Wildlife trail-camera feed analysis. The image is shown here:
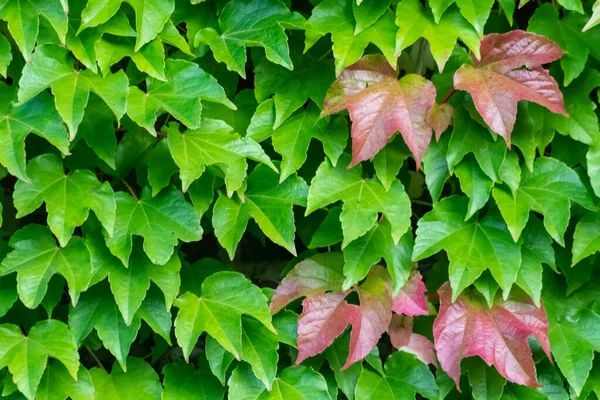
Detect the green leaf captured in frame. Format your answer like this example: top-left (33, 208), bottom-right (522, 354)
top-left (413, 196), bottom-right (521, 299)
top-left (194, 0), bottom-right (298, 78)
top-left (465, 358), bottom-right (507, 400)
top-left (240, 316), bottom-right (279, 390)
top-left (326, 333), bottom-right (363, 400)
top-left (0, 34), bottom-right (11, 77)
top-left (37, 361), bottom-right (94, 400)
top-left (0, 320), bottom-right (79, 400)
top-left (79, 0), bottom-right (174, 51)
top-left (454, 155), bottom-right (494, 220)
top-left (422, 133), bottom-right (450, 203)
top-left (352, 0), bottom-right (391, 34)
top-left (306, 156), bottom-right (411, 247)
top-left (0, 83), bottom-right (69, 181)
top-left (492, 157), bottom-right (595, 244)
top-left (213, 164), bottom-right (307, 258)
top-left (144, 139), bottom-right (178, 196)
top-left (76, 95), bottom-right (118, 169)
top-left (584, 0), bottom-right (600, 31)
top-left (104, 186), bottom-right (201, 266)
top-left (0, 225), bottom-right (92, 308)
top-left (0, 0), bottom-right (67, 62)
top-left (14, 154), bottom-right (115, 247)
top-left (228, 363), bottom-right (332, 400)
top-left (373, 138), bottom-right (411, 191)
top-left (162, 360), bottom-right (225, 400)
top-left (573, 212), bottom-right (600, 266)
top-left (205, 336), bottom-right (235, 385)
top-left (90, 357), bottom-right (162, 399)
top-left (271, 105), bottom-right (348, 182)
top-left (455, 0), bottom-right (494, 36)
top-left (309, 206), bottom-right (344, 248)
top-left (166, 119), bottom-right (275, 193)
top-left (395, 0), bottom-right (480, 72)
top-left (174, 271), bottom-right (275, 361)
top-left (254, 49), bottom-right (335, 129)
top-left (354, 351), bottom-right (438, 399)
top-left (127, 59), bottom-right (234, 135)
top-left (18, 44), bottom-right (128, 140)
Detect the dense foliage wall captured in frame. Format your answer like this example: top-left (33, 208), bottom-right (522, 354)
top-left (0, 0), bottom-right (599, 398)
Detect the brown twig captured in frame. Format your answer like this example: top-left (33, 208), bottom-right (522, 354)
top-left (440, 88), bottom-right (456, 104)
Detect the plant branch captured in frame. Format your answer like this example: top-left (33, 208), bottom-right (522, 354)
top-left (86, 346), bottom-right (105, 370)
top-left (440, 88), bottom-right (455, 104)
top-left (411, 199), bottom-right (433, 207)
top-left (122, 180), bottom-right (138, 200)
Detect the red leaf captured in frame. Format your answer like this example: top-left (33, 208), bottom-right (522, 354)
top-left (453, 30), bottom-right (567, 142)
top-left (433, 283), bottom-right (551, 389)
top-left (392, 270), bottom-right (428, 317)
top-left (344, 267), bottom-right (393, 368)
top-left (428, 103), bottom-right (453, 140)
top-left (322, 55), bottom-right (437, 168)
top-left (296, 292), bottom-right (357, 364)
top-left (270, 253), bottom-right (345, 314)
top-left (389, 315), bottom-right (437, 366)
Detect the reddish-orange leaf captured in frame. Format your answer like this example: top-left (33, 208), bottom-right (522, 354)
top-left (322, 55), bottom-right (437, 168)
top-left (428, 103), bottom-right (454, 140)
top-left (391, 270), bottom-right (428, 317)
top-left (433, 283), bottom-right (551, 389)
top-left (453, 30), bottom-right (567, 143)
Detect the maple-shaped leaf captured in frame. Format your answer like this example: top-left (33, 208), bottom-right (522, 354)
top-left (194, 0), bottom-right (300, 78)
top-left (228, 363), bottom-right (331, 400)
top-left (413, 196), bottom-right (521, 299)
top-left (270, 252), bottom-right (345, 314)
top-left (354, 351), bottom-right (438, 399)
top-left (174, 271), bottom-right (275, 361)
top-left (306, 155), bottom-right (411, 248)
top-left (212, 164), bottom-right (308, 259)
top-left (0, 225), bottom-right (92, 309)
top-left (0, 0), bottom-right (67, 62)
top-left (322, 55), bottom-right (437, 167)
top-left (14, 154), bottom-right (115, 247)
top-left (69, 282), bottom-right (171, 370)
top-left (78, 0), bottom-right (174, 51)
top-left (17, 45), bottom-right (128, 140)
top-left (89, 357), bottom-right (162, 400)
top-left (166, 120), bottom-right (275, 194)
top-left (388, 315), bottom-right (437, 366)
top-left (392, 270), bottom-right (428, 316)
top-left (162, 360), bottom-right (225, 400)
top-left (251, 103), bottom-right (348, 183)
top-left (0, 320), bottom-right (79, 400)
top-left (306, 0), bottom-right (397, 75)
top-left (395, 0), bottom-right (481, 72)
top-left (492, 157), bottom-right (595, 244)
top-left (433, 282), bottom-right (551, 388)
top-left (127, 60), bottom-right (235, 135)
top-left (0, 83), bottom-right (69, 182)
top-left (254, 46), bottom-right (335, 129)
top-left (453, 30), bottom-right (567, 143)
top-left (104, 186), bottom-right (201, 266)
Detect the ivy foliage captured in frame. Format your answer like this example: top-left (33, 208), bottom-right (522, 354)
top-left (0, 0), bottom-right (599, 398)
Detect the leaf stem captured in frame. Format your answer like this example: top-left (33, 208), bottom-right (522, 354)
top-left (411, 199), bottom-right (433, 207)
top-left (86, 346), bottom-right (105, 370)
top-left (440, 88), bottom-right (455, 104)
top-left (123, 180), bottom-right (139, 200)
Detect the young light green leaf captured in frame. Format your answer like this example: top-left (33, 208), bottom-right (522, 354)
top-left (18, 45), bottom-right (128, 140)
top-left (90, 357), bottom-right (162, 399)
top-left (306, 156), bottom-right (411, 247)
top-left (0, 225), bottom-right (92, 308)
top-left (584, 0), bottom-right (600, 31)
top-left (104, 186), bottom-right (201, 266)
top-left (36, 361), bottom-right (94, 400)
top-left (492, 157), bottom-right (595, 244)
top-left (212, 164), bottom-right (307, 258)
top-left (0, 83), bottom-right (69, 181)
top-left (174, 271), bottom-right (275, 361)
top-left (194, 0), bottom-right (299, 78)
top-left (0, 320), bottom-right (79, 400)
top-left (0, 34), bottom-right (11, 77)
top-left (14, 154), bottom-right (115, 247)
top-left (395, 0), bottom-right (480, 72)
top-left (79, 0), bottom-right (174, 51)
top-left (127, 60), bottom-right (234, 135)
top-left (166, 119), bottom-right (275, 193)
top-left (572, 212), bottom-right (600, 266)
top-left (454, 155), bottom-right (493, 219)
top-left (240, 316), bottom-right (279, 390)
top-left (413, 196), bottom-right (521, 299)
top-left (352, 0), bottom-right (391, 34)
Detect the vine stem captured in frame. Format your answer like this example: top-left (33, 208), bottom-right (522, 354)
top-left (440, 88), bottom-right (455, 104)
top-left (86, 346), bottom-right (105, 370)
top-left (411, 199), bottom-right (433, 207)
top-left (123, 180), bottom-right (138, 200)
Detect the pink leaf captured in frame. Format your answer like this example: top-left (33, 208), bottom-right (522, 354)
top-left (322, 55), bottom-right (437, 168)
top-left (428, 103), bottom-right (453, 140)
top-left (453, 30), bottom-right (567, 142)
top-left (433, 283), bottom-right (551, 389)
top-left (296, 291), bottom-right (357, 365)
top-left (389, 315), bottom-right (437, 366)
top-left (392, 270), bottom-right (428, 317)
top-left (344, 267), bottom-right (393, 369)
top-left (270, 253), bottom-right (345, 314)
